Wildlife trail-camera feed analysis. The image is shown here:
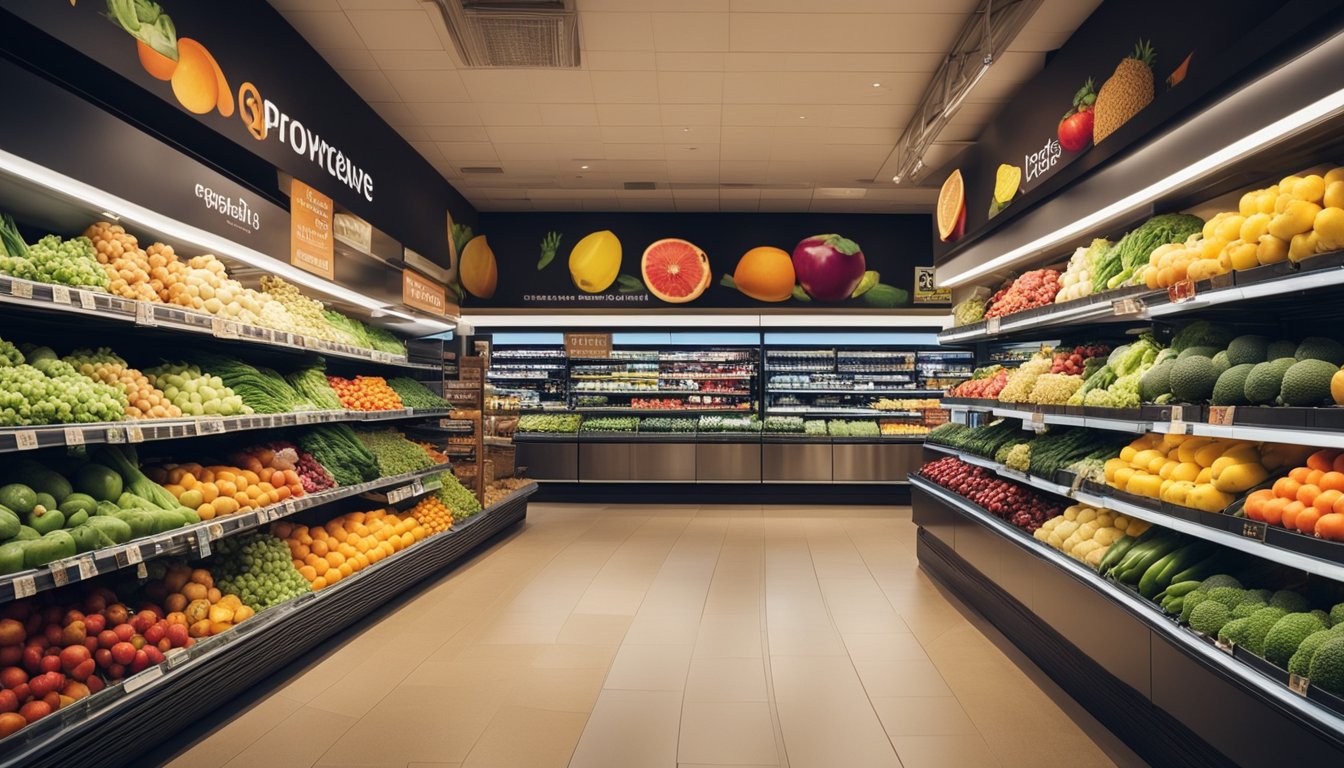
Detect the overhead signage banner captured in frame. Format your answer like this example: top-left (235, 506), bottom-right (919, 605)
top-left (565, 333), bottom-right (612, 359)
top-left (290, 179), bottom-right (334, 280)
top-left (402, 269), bottom-right (448, 317)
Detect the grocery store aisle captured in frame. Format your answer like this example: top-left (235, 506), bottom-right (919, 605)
top-left (166, 503), bottom-right (1132, 768)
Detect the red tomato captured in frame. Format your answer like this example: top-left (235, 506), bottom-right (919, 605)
top-left (1058, 108), bottom-right (1093, 152)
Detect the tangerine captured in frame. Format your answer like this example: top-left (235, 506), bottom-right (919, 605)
top-left (730, 246), bottom-right (795, 302)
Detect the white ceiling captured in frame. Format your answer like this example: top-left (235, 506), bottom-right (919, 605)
top-left (269, 0), bottom-right (1099, 214)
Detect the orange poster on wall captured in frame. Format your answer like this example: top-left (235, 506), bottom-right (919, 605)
top-left (403, 269), bottom-right (448, 317)
top-left (290, 178), bottom-right (334, 279)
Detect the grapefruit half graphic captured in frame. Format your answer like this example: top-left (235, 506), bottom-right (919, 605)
top-left (641, 238), bottom-right (711, 303)
top-left (937, 169), bottom-right (966, 242)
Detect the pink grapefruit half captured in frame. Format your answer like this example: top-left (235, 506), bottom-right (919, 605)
top-left (641, 238), bottom-right (711, 303)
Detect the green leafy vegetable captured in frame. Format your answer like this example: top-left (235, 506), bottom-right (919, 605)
top-left (538, 231), bottom-right (562, 270)
top-left (105, 0), bottom-right (178, 60)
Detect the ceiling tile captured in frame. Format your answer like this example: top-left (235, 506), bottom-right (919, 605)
top-left (590, 71), bottom-right (660, 103)
top-left (673, 188), bottom-right (720, 200)
top-left (391, 125), bottom-right (430, 142)
top-left (368, 101), bottom-right (418, 126)
top-left (721, 104), bottom-right (775, 126)
top-left (279, 11), bottom-right (365, 50)
top-left (580, 12), bottom-right (655, 51)
top-left (344, 9), bottom-right (443, 50)
top-left (491, 143), bottom-right (555, 162)
top-left (541, 104), bottom-right (600, 126)
top-left (938, 101), bottom-right (1003, 142)
top-left (408, 140), bottom-right (443, 164)
top-left (475, 103), bottom-right (543, 126)
top-left (436, 142), bottom-right (500, 166)
top-left (407, 101), bottom-right (481, 126)
top-left (581, 0), bottom-right (729, 10)
top-left (655, 52), bottom-right (726, 71)
top-left (603, 159), bottom-right (670, 176)
top-left (529, 71), bottom-right (595, 104)
top-left (319, 48), bottom-right (380, 70)
top-left (659, 103), bottom-right (722, 125)
top-left (604, 143), bottom-right (665, 160)
top-left (966, 51), bottom-right (1047, 103)
top-left (600, 126), bottom-right (664, 144)
top-left (828, 104), bottom-right (908, 129)
top-left (732, 0), bottom-right (979, 11)
top-left (384, 69), bottom-right (469, 103)
top-left (657, 72), bottom-right (722, 103)
top-left (652, 13), bottom-right (729, 52)
top-left (666, 161), bottom-right (720, 182)
top-left (758, 197), bottom-right (807, 212)
top-left (719, 143), bottom-right (772, 162)
top-left (619, 197), bottom-right (677, 211)
top-left (554, 143), bottom-right (608, 162)
top-left (723, 51), bottom-right (944, 73)
top-left (1009, 0), bottom-right (1102, 51)
top-left (823, 127), bottom-right (901, 145)
top-left (718, 160), bottom-right (769, 182)
top-left (729, 13), bottom-right (962, 54)
top-left (667, 143), bottom-right (718, 161)
top-left (662, 126), bottom-right (721, 143)
top-left (488, 126), bottom-right (602, 144)
top-left (720, 126), bottom-right (770, 144)
top-left (270, 0), bottom-right (341, 10)
top-left (583, 51), bottom-right (658, 71)
top-left (596, 103), bottom-right (662, 126)
top-left (369, 49), bottom-right (457, 70)
top-left (460, 70), bottom-right (533, 103)
top-left (338, 0), bottom-right (420, 8)
top-left (423, 125), bottom-right (491, 143)
top-left (759, 188), bottom-right (814, 200)
top-left (337, 68), bottom-right (401, 103)
top-left (723, 72), bottom-right (925, 105)
top-left (675, 199), bottom-right (721, 212)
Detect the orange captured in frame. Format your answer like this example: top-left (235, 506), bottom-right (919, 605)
top-left (310, 539), bottom-right (329, 558)
top-left (1273, 477), bottom-right (1302, 499)
top-left (1290, 467), bottom-right (1311, 484)
top-left (1307, 469), bottom-right (1326, 487)
top-left (1307, 449), bottom-right (1338, 472)
top-left (730, 247), bottom-right (795, 303)
top-left (1316, 489), bottom-right (1344, 514)
top-left (1243, 489), bottom-right (1273, 521)
top-left (1317, 513), bottom-right (1344, 541)
top-left (1297, 484), bottom-right (1322, 507)
top-left (1297, 507), bottom-right (1324, 535)
top-left (312, 577), bottom-right (327, 590)
top-left (1283, 500), bottom-right (1307, 530)
top-left (338, 562), bottom-right (354, 578)
top-left (1320, 472), bottom-right (1344, 492)
top-left (326, 552), bottom-right (345, 568)
top-left (299, 565), bottom-right (317, 582)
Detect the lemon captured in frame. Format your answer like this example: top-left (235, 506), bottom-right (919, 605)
top-left (993, 164), bottom-right (1021, 204)
top-left (568, 230), bottom-right (622, 293)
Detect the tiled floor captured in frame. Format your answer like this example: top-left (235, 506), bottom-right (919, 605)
top-left (167, 503), bottom-right (1136, 768)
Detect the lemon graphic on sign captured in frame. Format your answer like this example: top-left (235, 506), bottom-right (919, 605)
top-left (989, 163), bottom-right (1021, 219)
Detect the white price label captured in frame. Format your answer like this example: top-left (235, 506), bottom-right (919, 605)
top-left (50, 565), bottom-right (70, 587)
top-left (78, 290), bottom-right (97, 310)
top-left (105, 427), bottom-right (125, 444)
top-left (122, 665), bottom-right (163, 693)
top-left (211, 317), bottom-right (240, 339)
top-left (136, 562), bottom-right (148, 579)
top-left (1289, 674), bottom-right (1310, 696)
top-left (984, 316), bottom-right (1001, 334)
top-left (135, 302), bottom-right (156, 326)
top-left (50, 285), bottom-right (71, 305)
top-left (77, 555), bottom-right (97, 581)
top-left (63, 427), bottom-right (85, 446)
top-left (1112, 297), bottom-right (1140, 316)
top-left (198, 419), bottom-right (225, 435)
top-left (11, 575), bottom-right (36, 599)
top-left (208, 523), bottom-right (224, 539)
top-left (121, 546), bottom-right (143, 565)
top-left (10, 281), bottom-right (32, 299)
top-left (126, 425), bottom-right (145, 443)
top-left (14, 431), bottom-right (38, 451)
top-left (195, 529), bottom-right (212, 557)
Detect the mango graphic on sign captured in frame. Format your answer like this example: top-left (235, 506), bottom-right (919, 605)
top-left (107, 0), bottom-right (233, 117)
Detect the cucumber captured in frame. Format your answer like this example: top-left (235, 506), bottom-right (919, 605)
top-left (1166, 596), bottom-right (1186, 615)
top-left (1153, 543), bottom-right (1216, 593)
top-left (1139, 551), bottom-right (1181, 598)
top-left (1097, 535), bottom-right (1136, 575)
top-left (1120, 538), bottom-right (1184, 585)
top-left (1165, 580), bottom-right (1202, 598)
top-left (1169, 551), bottom-right (1231, 585)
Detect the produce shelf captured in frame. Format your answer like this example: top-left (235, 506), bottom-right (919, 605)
top-left (0, 484), bottom-right (534, 768)
top-left (766, 408), bottom-right (921, 416)
top-left (766, 388), bottom-right (931, 395)
top-left (573, 407), bottom-right (754, 414)
top-left (920, 443), bottom-right (1344, 584)
top-left (0, 463), bottom-right (451, 604)
top-left (0, 275), bottom-right (435, 370)
top-left (936, 286), bottom-right (1156, 345)
top-left (910, 475), bottom-right (1344, 759)
top-left (570, 389), bottom-right (753, 396)
top-left (0, 408), bottom-right (451, 454)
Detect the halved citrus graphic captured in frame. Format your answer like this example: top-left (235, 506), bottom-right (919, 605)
top-left (171, 39), bottom-right (220, 115)
top-left (729, 246), bottom-right (794, 302)
top-left (137, 39), bottom-right (178, 81)
top-left (642, 238), bottom-right (710, 303)
top-left (937, 169), bottom-right (967, 242)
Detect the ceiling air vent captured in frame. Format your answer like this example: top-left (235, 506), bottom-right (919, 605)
top-left (623, 181), bottom-right (657, 191)
top-left (432, 0), bottom-right (579, 68)
top-left (460, 166), bottom-right (505, 174)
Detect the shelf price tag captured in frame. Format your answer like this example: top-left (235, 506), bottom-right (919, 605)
top-left (11, 575), bottom-right (35, 599)
top-left (1238, 519), bottom-right (1268, 541)
top-left (985, 317), bottom-right (1001, 335)
top-left (136, 562), bottom-right (148, 579)
top-left (76, 555), bottom-right (97, 581)
top-left (78, 291), bottom-right (97, 310)
top-left (105, 427), bottom-right (125, 444)
top-left (198, 419), bottom-right (225, 435)
top-left (1112, 297), bottom-right (1140, 316)
top-left (135, 302), bottom-right (156, 326)
top-left (122, 666), bottom-right (163, 693)
top-left (50, 563), bottom-right (70, 587)
top-left (50, 285), bottom-right (71, 305)
top-left (1167, 279), bottom-right (1196, 304)
top-left (118, 546), bottom-right (143, 567)
top-left (211, 317), bottom-right (240, 339)
top-left (63, 427), bottom-right (85, 447)
top-left (13, 431), bottom-right (38, 451)
top-left (1214, 638), bottom-right (1235, 655)
top-left (126, 425), bottom-right (145, 443)
top-left (1168, 405), bottom-right (1188, 436)
top-left (194, 529), bottom-right (212, 558)
top-left (10, 281), bottom-right (32, 299)
top-left (1208, 406), bottom-right (1236, 426)
top-left (1289, 674), bottom-right (1311, 696)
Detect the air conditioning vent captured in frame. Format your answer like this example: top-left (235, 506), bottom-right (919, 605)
top-left (431, 0), bottom-right (579, 68)
top-left (460, 166), bottom-right (505, 174)
top-left (623, 181), bottom-right (657, 191)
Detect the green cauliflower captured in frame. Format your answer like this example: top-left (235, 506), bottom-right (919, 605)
top-left (1171, 320), bottom-right (1235, 353)
top-left (1226, 335), bottom-right (1269, 365)
top-left (1244, 607), bottom-right (1289, 655)
top-left (1289, 630), bottom-right (1336, 677)
top-left (1270, 590), bottom-right (1311, 614)
top-left (1295, 336), bottom-right (1344, 365)
top-left (1190, 600), bottom-right (1232, 636)
top-left (1331, 603), bottom-right (1344, 627)
top-left (1308, 636), bottom-right (1344, 695)
top-left (1207, 587), bottom-right (1247, 609)
top-left (1263, 613), bottom-right (1327, 667)
top-left (1218, 617), bottom-right (1253, 647)
top-left (1232, 599), bottom-right (1269, 619)
top-left (1200, 575), bottom-right (1243, 591)
top-left (1180, 590), bottom-right (1209, 623)
top-left (1266, 339), bottom-right (1298, 361)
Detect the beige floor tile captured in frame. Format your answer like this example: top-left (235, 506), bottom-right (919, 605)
top-left (604, 643), bottom-right (694, 690)
top-left (854, 657), bottom-right (955, 698)
top-left (830, 610), bottom-right (911, 635)
top-left (556, 613), bottom-right (633, 644)
top-left (407, 763), bottom-right (462, 768)
top-left (842, 632), bottom-right (931, 663)
top-left (891, 733), bottom-right (1001, 768)
top-left (166, 692), bottom-right (304, 768)
top-left (574, 586), bottom-right (649, 615)
top-left (569, 689), bottom-right (682, 768)
top-left (678, 701), bottom-right (780, 765)
top-left (320, 685), bottom-right (505, 765)
top-left (684, 656), bottom-right (769, 703)
top-left (477, 612), bottom-right (569, 644)
top-left (766, 625), bottom-right (848, 657)
top-left (693, 612), bottom-right (763, 658)
top-left (771, 656), bottom-right (901, 768)
top-left (871, 695), bottom-right (981, 737)
top-left (532, 643), bottom-right (620, 670)
top-left (461, 705), bottom-right (588, 768)
top-left (504, 666), bottom-right (605, 713)
top-left (624, 612), bottom-right (702, 645)
top-left (224, 705), bottom-right (356, 768)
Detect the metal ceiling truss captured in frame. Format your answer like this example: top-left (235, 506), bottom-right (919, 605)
top-left (889, 0), bottom-right (1043, 185)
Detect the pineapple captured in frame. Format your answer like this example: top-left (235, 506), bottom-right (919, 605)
top-left (1093, 40), bottom-right (1156, 144)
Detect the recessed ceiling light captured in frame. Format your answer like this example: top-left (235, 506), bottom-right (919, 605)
top-left (871, 82), bottom-right (881, 87)
top-left (799, 115), bottom-right (806, 120)
top-left (580, 164), bottom-right (589, 169)
top-left (682, 127), bottom-right (690, 132)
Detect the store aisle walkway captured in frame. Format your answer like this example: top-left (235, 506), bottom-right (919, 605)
top-left (167, 503), bottom-right (1131, 768)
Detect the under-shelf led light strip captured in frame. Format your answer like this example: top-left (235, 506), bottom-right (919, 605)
top-left (939, 85), bottom-right (1344, 287)
top-left (0, 148), bottom-right (454, 332)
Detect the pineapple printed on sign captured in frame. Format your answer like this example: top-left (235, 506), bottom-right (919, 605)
top-left (1094, 40), bottom-right (1156, 144)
